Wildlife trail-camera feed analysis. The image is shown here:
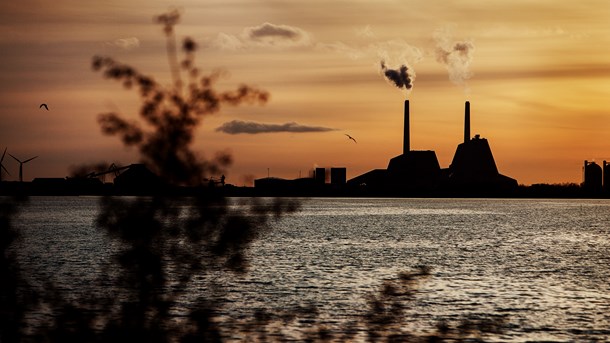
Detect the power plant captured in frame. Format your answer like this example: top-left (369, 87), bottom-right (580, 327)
top-left (348, 100), bottom-right (517, 195)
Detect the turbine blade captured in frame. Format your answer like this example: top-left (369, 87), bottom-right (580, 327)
top-left (0, 148), bottom-right (6, 163)
top-left (8, 153), bottom-right (21, 163)
top-left (1, 164), bottom-right (9, 175)
top-left (23, 156), bottom-right (38, 163)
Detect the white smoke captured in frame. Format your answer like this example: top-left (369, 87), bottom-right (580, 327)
top-left (355, 25), bottom-right (375, 39)
top-left (108, 37), bottom-right (140, 50)
top-left (434, 27), bottom-right (475, 89)
top-left (212, 32), bottom-right (244, 50)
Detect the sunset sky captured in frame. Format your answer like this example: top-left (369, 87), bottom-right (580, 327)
top-left (1, 0), bottom-right (610, 185)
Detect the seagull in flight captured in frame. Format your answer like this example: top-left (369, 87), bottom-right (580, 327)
top-left (345, 134), bottom-right (357, 143)
top-left (39, 103), bottom-right (49, 110)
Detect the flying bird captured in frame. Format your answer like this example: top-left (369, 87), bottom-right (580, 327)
top-left (39, 103), bottom-right (49, 110)
top-left (345, 134), bottom-right (357, 143)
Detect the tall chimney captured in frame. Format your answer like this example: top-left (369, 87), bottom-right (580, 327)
top-left (403, 99), bottom-right (410, 154)
top-left (464, 101), bottom-right (471, 143)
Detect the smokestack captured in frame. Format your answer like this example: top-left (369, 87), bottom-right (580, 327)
top-left (403, 100), bottom-right (410, 154)
top-left (464, 101), bottom-right (470, 143)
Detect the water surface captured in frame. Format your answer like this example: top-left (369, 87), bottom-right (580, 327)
top-left (13, 197), bottom-right (610, 341)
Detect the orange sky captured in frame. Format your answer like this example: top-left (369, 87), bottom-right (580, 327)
top-left (1, 0), bottom-right (610, 185)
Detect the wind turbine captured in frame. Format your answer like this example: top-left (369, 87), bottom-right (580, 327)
top-left (9, 153), bottom-right (37, 182)
top-left (0, 148), bottom-right (10, 182)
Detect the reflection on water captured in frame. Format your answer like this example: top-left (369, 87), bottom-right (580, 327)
top-left (12, 197), bottom-right (610, 341)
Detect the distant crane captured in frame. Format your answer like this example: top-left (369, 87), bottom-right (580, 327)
top-left (86, 163), bottom-right (131, 182)
top-left (9, 153), bottom-right (38, 182)
top-left (0, 147), bottom-right (10, 181)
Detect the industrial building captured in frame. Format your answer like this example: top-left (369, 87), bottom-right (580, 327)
top-left (605, 161), bottom-right (610, 193)
top-left (444, 101), bottom-right (517, 192)
top-left (348, 100), bottom-right (442, 193)
top-left (583, 160), bottom-right (608, 194)
top-left (254, 167), bottom-right (347, 196)
top-left (347, 100), bottom-right (518, 196)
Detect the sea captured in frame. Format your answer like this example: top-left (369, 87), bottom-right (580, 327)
top-left (10, 196), bottom-right (610, 341)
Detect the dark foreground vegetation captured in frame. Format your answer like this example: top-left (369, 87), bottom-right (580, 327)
top-left (2, 11), bottom-right (508, 342)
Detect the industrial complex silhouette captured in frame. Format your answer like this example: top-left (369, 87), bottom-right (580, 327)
top-left (3, 100), bottom-right (610, 197)
top-left (346, 100), bottom-right (517, 195)
top-left (252, 100), bottom-right (610, 197)
top-left (255, 100), bottom-right (518, 196)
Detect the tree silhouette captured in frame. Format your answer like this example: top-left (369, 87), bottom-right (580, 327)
top-left (78, 10), bottom-right (299, 341)
top-left (1, 196), bottom-right (32, 342)
top-left (92, 10), bottom-right (268, 186)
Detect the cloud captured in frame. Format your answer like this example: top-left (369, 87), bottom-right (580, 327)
top-left (209, 22), bottom-right (425, 69)
top-left (245, 22), bottom-right (303, 41)
top-left (107, 37), bottom-right (140, 50)
top-left (216, 120), bottom-right (336, 134)
top-left (212, 22), bottom-right (312, 50)
top-left (212, 32), bottom-right (244, 50)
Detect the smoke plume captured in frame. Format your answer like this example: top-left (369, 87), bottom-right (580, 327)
top-left (216, 120), bottom-right (336, 134)
top-left (434, 28), bottom-right (475, 87)
top-left (380, 60), bottom-right (415, 96)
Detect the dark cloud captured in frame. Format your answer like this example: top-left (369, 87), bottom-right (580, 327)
top-left (216, 120), bottom-right (336, 134)
top-left (213, 23), bottom-right (312, 49)
top-left (242, 22), bottom-right (311, 46)
top-left (246, 22), bottom-right (301, 40)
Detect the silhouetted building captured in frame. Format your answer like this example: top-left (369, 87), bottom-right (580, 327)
top-left (314, 168), bottom-right (326, 184)
top-left (445, 135), bottom-right (517, 191)
top-left (254, 176), bottom-right (322, 196)
top-left (602, 161), bottom-right (610, 193)
top-left (347, 169), bottom-right (387, 190)
top-left (583, 160), bottom-right (602, 193)
top-left (348, 100), bottom-right (442, 194)
top-left (330, 167), bottom-right (346, 186)
top-left (444, 102), bottom-right (517, 192)
top-left (113, 164), bottom-right (165, 195)
top-left (390, 100), bottom-right (442, 190)
top-left (387, 151), bottom-right (442, 190)
top-left (348, 100), bottom-right (517, 196)
top-left (254, 177), bottom-right (289, 189)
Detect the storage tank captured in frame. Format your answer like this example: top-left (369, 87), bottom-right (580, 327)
top-left (583, 160), bottom-right (602, 192)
